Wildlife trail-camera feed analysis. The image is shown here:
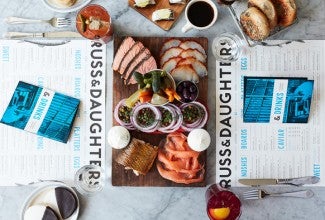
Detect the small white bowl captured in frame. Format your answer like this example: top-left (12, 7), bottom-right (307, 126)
top-left (42, 0), bottom-right (92, 13)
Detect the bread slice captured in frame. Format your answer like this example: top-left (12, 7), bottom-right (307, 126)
top-left (271, 0), bottom-right (297, 27)
top-left (248, 0), bottom-right (278, 30)
top-left (240, 7), bottom-right (271, 41)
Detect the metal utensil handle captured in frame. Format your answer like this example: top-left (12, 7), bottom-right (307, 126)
top-left (270, 190), bottom-right (314, 198)
top-left (3, 32), bottom-right (43, 39)
top-left (5, 16), bottom-right (45, 24)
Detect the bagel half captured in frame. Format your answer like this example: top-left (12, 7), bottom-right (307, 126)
top-left (248, 0), bottom-right (278, 30)
top-left (271, 0), bottom-right (297, 27)
top-left (240, 7), bottom-right (271, 41)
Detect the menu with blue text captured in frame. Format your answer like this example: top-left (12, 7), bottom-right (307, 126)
top-left (0, 40), bottom-right (106, 186)
top-left (216, 40), bottom-right (325, 187)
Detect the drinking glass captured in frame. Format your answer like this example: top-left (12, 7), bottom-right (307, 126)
top-left (212, 32), bottom-right (243, 63)
top-left (76, 4), bottom-right (113, 44)
top-left (74, 164), bottom-right (105, 196)
top-left (205, 184), bottom-right (241, 220)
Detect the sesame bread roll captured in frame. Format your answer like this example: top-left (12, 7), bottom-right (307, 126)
top-left (271, 0), bottom-right (297, 27)
top-left (248, 0), bottom-right (278, 30)
top-left (240, 7), bottom-right (271, 41)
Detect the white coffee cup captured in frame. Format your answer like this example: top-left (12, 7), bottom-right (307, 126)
top-left (182, 0), bottom-right (218, 33)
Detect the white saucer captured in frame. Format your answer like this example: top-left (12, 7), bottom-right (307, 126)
top-left (21, 182), bottom-right (79, 220)
top-left (42, 0), bottom-right (92, 13)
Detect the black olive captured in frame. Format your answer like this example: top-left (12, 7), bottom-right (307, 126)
top-left (183, 81), bottom-right (191, 88)
top-left (183, 89), bottom-right (191, 99)
top-left (190, 93), bottom-right (197, 101)
top-left (177, 84), bottom-right (183, 93)
top-left (189, 85), bottom-right (197, 93)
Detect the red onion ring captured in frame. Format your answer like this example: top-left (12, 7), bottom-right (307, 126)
top-left (114, 99), bottom-right (135, 130)
top-left (157, 105), bottom-right (177, 132)
top-left (180, 103), bottom-right (203, 128)
top-left (131, 103), bottom-right (161, 133)
top-left (160, 103), bottom-right (183, 133)
top-left (180, 101), bottom-right (208, 131)
top-left (192, 101), bottom-right (208, 128)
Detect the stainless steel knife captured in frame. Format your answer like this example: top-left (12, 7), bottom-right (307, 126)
top-left (3, 31), bottom-right (82, 39)
top-left (238, 176), bottom-right (320, 186)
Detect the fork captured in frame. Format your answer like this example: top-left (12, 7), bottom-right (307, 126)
top-left (242, 189), bottom-right (314, 200)
top-left (4, 16), bottom-right (71, 28)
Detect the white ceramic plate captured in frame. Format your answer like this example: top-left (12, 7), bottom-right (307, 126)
top-left (21, 182), bottom-right (79, 220)
top-left (42, 0), bottom-right (92, 13)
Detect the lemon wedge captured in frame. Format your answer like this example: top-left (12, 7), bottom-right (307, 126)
top-left (209, 207), bottom-right (230, 220)
top-left (151, 93), bottom-right (168, 105)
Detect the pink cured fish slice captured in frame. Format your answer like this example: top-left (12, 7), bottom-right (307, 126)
top-left (157, 162), bottom-right (205, 184)
top-left (119, 41), bottom-right (144, 75)
top-left (160, 39), bottom-right (182, 56)
top-left (123, 48), bottom-right (151, 84)
top-left (128, 56), bottom-right (157, 84)
top-left (179, 40), bottom-right (207, 58)
top-left (112, 37), bottom-right (136, 71)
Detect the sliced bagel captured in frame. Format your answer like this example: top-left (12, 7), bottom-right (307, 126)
top-left (271, 0), bottom-right (297, 27)
top-left (240, 7), bottom-right (271, 41)
top-left (248, 0), bottom-right (278, 30)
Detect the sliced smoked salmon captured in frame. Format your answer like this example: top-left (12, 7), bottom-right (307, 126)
top-left (156, 132), bottom-right (205, 184)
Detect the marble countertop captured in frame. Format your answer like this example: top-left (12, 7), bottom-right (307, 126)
top-left (0, 0), bottom-right (325, 219)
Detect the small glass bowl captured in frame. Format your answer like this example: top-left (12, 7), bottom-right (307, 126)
top-left (176, 80), bottom-right (199, 103)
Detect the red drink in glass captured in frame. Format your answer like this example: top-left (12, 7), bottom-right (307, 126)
top-left (205, 184), bottom-right (241, 220)
top-left (76, 4), bottom-right (113, 44)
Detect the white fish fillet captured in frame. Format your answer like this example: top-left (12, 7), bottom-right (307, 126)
top-left (160, 47), bottom-right (184, 67)
top-left (179, 49), bottom-right (206, 63)
top-left (179, 40), bottom-right (207, 58)
top-left (177, 57), bottom-right (208, 77)
top-left (162, 57), bottom-right (182, 74)
top-left (171, 64), bottom-right (199, 83)
top-left (160, 39), bottom-right (181, 56)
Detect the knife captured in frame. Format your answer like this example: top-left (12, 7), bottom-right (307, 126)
top-left (239, 176), bottom-right (320, 186)
top-left (3, 31), bottom-right (82, 39)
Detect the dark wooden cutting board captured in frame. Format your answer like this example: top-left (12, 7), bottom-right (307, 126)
top-left (112, 36), bottom-right (208, 187)
top-left (128, 0), bottom-right (188, 31)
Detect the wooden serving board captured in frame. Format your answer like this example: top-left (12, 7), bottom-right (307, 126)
top-left (112, 36), bottom-right (208, 187)
top-left (128, 0), bottom-right (188, 31)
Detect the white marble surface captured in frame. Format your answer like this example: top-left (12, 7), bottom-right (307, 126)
top-left (0, 0), bottom-right (325, 219)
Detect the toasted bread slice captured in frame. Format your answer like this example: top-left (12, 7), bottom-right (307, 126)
top-left (248, 0), bottom-right (278, 30)
top-left (271, 0), bottom-right (297, 27)
top-left (240, 7), bottom-right (271, 41)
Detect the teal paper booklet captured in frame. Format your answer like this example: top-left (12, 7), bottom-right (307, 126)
top-left (1, 81), bottom-right (80, 143)
top-left (243, 77), bottom-right (314, 123)
top-left (0, 40), bottom-right (106, 186)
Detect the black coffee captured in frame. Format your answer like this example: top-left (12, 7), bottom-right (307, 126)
top-left (188, 1), bottom-right (214, 27)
